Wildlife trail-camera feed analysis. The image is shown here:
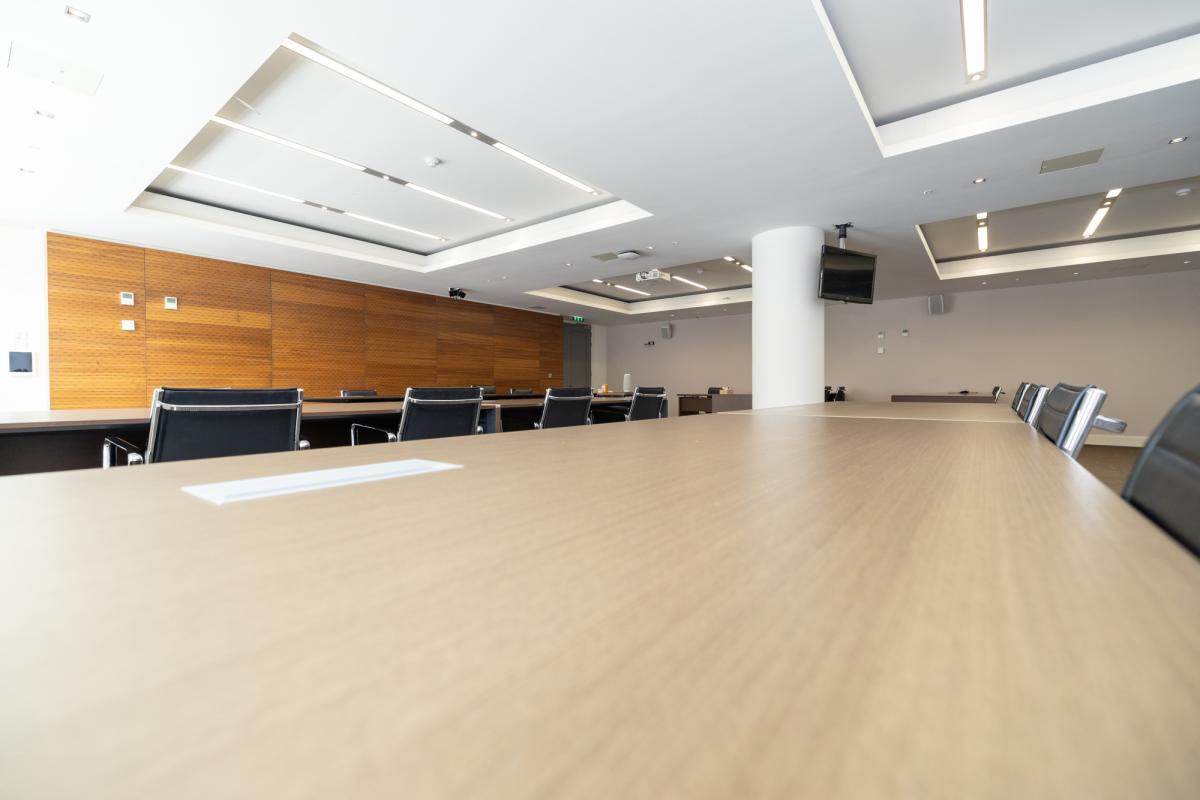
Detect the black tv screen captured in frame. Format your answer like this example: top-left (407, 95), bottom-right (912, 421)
top-left (818, 245), bottom-right (876, 304)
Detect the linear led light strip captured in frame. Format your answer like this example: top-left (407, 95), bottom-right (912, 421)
top-left (281, 37), bottom-right (599, 195)
top-left (614, 283), bottom-right (650, 296)
top-left (960, 0), bottom-right (987, 81)
top-left (976, 211), bottom-right (988, 252)
top-left (1083, 188), bottom-right (1121, 238)
top-left (164, 164), bottom-right (447, 241)
top-left (672, 275), bottom-right (708, 290)
top-left (723, 255), bottom-right (753, 273)
top-left (208, 116), bottom-right (511, 222)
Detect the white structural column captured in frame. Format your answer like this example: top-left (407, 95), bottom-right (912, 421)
top-left (752, 226), bottom-right (825, 409)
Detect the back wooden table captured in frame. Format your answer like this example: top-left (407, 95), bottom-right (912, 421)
top-left (1, 408), bottom-right (1197, 798)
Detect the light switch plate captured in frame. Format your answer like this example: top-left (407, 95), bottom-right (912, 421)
top-left (121, 319), bottom-right (136, 332)
top-left (164, 296), bottom-right (178, 310)
top-left (119, 291), bottom-right (135, 306)
top-left (876, 346), bottom-right (885, 355)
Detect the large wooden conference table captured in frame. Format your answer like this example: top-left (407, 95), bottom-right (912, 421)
top-left (2, 403), bottom-right (1197, 798)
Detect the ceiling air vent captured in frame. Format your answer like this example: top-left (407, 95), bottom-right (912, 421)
top-left (1039, 148), bottom-right (1104, 174)
top-left (616, 250), bottom-right (642, 260)
top-left (591, 252), bottom-right (619, 261)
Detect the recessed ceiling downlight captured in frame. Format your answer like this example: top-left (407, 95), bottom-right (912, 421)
top-left (972, 177), bottom-right (987, 184)
top-left (1169, 136), bottom-right (1189, 144)
top-left (164, 164), bottom-right (447, 242)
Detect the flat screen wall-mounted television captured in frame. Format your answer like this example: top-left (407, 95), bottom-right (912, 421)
top-left (818, 245), bottom-right (876, 304)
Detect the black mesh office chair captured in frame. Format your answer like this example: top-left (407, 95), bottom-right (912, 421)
top-left (102, 387), bottom-right (306, 467)
top-left (627, 386), bottom-right (667, 421)
top-left (1122, 385), bottom-right (1200, 557)
top-left (1035, 382), bottom-right (1124, 459)
top-left (351, 387), bottom-right (483, 445)
top-left (1011, 382), bottom-right (1031, 414)
top-left (535, 387), bottom-right (593, 429)
top-left (1017, 384), bottom-right (1048, 423)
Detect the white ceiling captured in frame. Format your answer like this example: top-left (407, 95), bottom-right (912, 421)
top-left (822, 0), bottom-right (1200, 124)
top-left (1, 0), bottom-right (1198, 326)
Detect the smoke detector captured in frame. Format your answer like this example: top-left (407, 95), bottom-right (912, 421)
top-left (616, 250), bottom-right (642, 261)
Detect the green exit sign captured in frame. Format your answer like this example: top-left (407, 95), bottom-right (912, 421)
top-left (569, 315), bottom-right (585, 323)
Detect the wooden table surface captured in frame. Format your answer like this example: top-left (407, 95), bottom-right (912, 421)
top-left (743, 400), bottom-right (1020, 423)
top-left (2, 408), bottom-right (1197, 798)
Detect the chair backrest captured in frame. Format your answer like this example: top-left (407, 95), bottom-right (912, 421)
top-left (339, 388), bottom-right (377, 397)
top-left (1011, 382), bottom-right (1030, 413)
top-left (538, 387), bottom-right (593, 429)
top-left (628, 386), bottom-right (666, 421)
top-left (1036, 382), bottom-right (1107, 459)
top-left (146, 387), bottom-right (303, 464)
top-left (1122, 385), bottom-right (1200, 556)
top-left (470, 385), bottom-right (497, 395)
top-left (1017, 384), bottom-right (1047, 423)
top-left (398, 387), bottom-right (483, 442)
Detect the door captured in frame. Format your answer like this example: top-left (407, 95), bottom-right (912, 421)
top-left (562, 323), bottom-right (591, 387)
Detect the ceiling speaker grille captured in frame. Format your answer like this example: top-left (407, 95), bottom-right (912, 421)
top-left (1039, 148), bottom-right (1104, 174)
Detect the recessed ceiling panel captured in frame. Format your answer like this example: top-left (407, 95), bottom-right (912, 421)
top-left (923, 174), bottom-right (1200, 261)
top-left (822, 0), bottom-right (1200, 124)
top-left (146, 38), bottom-right (617, 255)
top-left (563, 258), bottom-right (751, 301)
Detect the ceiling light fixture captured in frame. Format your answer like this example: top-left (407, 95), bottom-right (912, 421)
top-left (972, 177), bottom-right (987, 184)
top-left (976, 211), bottom-right (987, 220)
top-left (741, 264), bottom-right (753, 273)
top-left (491, 142), bottom-right (597, 194)
top-left (281, 38), bottom-right (453, 124)
top-left (64, 5), bottom-right (91, 22)
top-left (282, 37), bottom-right (597, 196)
top-left (977, 220), bottom-right (988, 252)
top-left (1169, 136), bottom-right (1189, 144)
top-left (722, 255), bottom-right (736, 262)
top-left (1082, 188), bottom-right (1122, 238)
top-left (960, 0), bottom-right (987, 81)
top-left (164, 164), bottom-right (446, 242)
top-left (614, 284), bottom-right (650, 296)
top-left (209, 116), bottom-right (511, 222)
top-left (592, 279), bottom-right (603, 283)
top-left (672, 276), bottom-right (708, 290)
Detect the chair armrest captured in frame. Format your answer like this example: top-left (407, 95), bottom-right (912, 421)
top-left (350, 423), bottom-right (396, 446)
top-left (1093, 415), bottom-right (1128, 433)
top-left (102, 436), bottom-right (144, 468)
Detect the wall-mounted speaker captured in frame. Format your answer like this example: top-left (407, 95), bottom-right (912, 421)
top-left (927, 294), bottom-right (945, 315)
top-left (660, 322), bottom-right (673, 339)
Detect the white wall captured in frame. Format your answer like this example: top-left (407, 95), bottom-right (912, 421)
top-left (0, 224), bottom-right (49, 411)
top-left (605, 314), bottom-right (752, 416)
top-left (825, 270), bottom-right (1200, 440)
top-left (590, 323), bottom-right (607, 388)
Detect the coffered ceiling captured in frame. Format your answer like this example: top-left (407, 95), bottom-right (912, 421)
top-left (0, 0), bottom-right (1197, 325)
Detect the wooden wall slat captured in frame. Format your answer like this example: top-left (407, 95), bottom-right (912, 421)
top-left (47, 234), bottom-right (148, 408)
top-left (145, 250), bottom-right (273, 399)
top-left (271, 272), bottom-right (366, 398)
top-left (47, 236), bottom-right (564, 407)
top-left (435, 297), bottom-right (495, 388)
top-left (365, 288), bottom-right (438, 393)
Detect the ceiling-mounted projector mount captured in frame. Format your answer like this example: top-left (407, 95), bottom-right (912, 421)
top-left (833, 222), bottom-right (853, 248)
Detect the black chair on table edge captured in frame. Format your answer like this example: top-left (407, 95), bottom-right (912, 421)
top-left (627, 386), bottom-right (667, 421)
top-left (351, 387), bottom-right (483, 445)
top-left (535, 387), bottom-right (593, 429)
top-left (1122, 385), bottom-right (1200, 558)
top-left (102, 387), bottom-right (307, 467)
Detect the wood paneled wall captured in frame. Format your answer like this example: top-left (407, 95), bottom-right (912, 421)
top-left (47, 234), bottom-right (564, 408)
